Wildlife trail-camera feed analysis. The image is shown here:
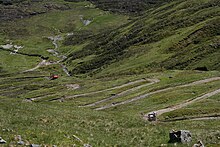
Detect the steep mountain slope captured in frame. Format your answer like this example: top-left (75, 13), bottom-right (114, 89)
top-left (0, 0), bottom-right (220, 146)
top-left (62, 0), bottom-right (220, 76)
top-left (0, 0), bottom-right (128, 73)
top-left (0, 0), bottom-right (71, 21)
top-left (65, 0), bottom-right (173, 15)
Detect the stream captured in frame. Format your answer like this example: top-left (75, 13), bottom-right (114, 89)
top-left (1, 36), bottom-right (71, 76)
top-left (47, 35), bottom-right (71, 76)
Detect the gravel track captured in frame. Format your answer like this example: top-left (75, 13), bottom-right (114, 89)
top-left (56, 79), bottom-right (149, 101)
top-left (96, 77), bottom-right (220, 110)
top-left (81, 78), bottom-right (159, 107)
top-left (145, 88), bottom-right (220, 118)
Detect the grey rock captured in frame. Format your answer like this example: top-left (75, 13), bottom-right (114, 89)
top-left (193, 140), bottom-right (205, 147)
top-left (18, 140), bottom-right (25, 145)
top-left (0, 137), bottom-right (6, 144)
top-left (84, 144), bottom-right (92, 147)
top-left (30, 144), bottom-right (41, 147)
top-left (180, 130), bottom-right (192, 143)
top-left (16, 135), bottom-right (25, 145)
top-left (168, 130), bottom-right (192, 144)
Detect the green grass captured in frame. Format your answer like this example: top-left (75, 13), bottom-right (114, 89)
top-left (1, 70), bottom-right (220, 146)
top-left (0, 51), bottom-right (40, 73)
top-left (0, 0), bottom-right (128, 74)
top-left (160, 93), bottom-right (220, 121)
top-left (62, 0), bottom-right (220, 76)
top-left (1, 0), bottom-right (220, 146)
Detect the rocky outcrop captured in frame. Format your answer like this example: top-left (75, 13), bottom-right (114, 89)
top-left (168, 130), bottom-right (192, 144)
top-left (0, 137), bottom-right (6, 144)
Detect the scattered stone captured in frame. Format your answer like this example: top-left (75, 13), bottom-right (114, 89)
top-left (30, 144), bottom-right (41, 147)
top-left (18, 140), bottom-right (25, 145)
top-left (22, 98), bottom-right (33, 103)
top-left (193, 140), bottom-right (205, 147)
top-left (82, 19), bottom-right (92, 26)
top-left (1, 43), bottom-right (24, 54)
top-left (67, 32), bottom-right (74, 36)
top-left (168, 130), bottom-right (192, 144)
top-left (14, 45), bottom-right (23, 50)
top-left (1, 43), bottom-right (13, 49)
top-left (2, 128), bottom-right (13, 132)
top-left (66, 84), bottom-right (80, 90)
top-left (25, 140), bottom-right (31, 146)
top-left (84, 144), bottom-right (92, 147)
top-left (80, 15), bottom-right (92, 26)
top-left (15, 135), bottom-right (25, 145)
top-left (0, 137), bottom-right (6, 144)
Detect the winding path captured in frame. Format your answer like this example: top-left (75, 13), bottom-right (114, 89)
top-left (81, 78), bottom-right (159, 107)
top-left (191, 116), bottom-right (220, 121)
top-left (161, 116), bottom-right (220, 122)
top-left (54, 79), bottom-right (151, 101)
top-left (24, 60), bottom-right (57, 72)
top-left (144, 88), bottom-right (220, 118)
top-left (96, 77), bottom-right (220, 110)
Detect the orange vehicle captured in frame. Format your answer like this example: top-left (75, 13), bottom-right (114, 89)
top-left (50, 74), bottom-right (59, 80)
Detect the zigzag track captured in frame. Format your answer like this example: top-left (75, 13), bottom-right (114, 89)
top-left (53, 79), bottom-right (149, 101)
top-left (161, 115), bottom-right (220, 122)
top-left (81, 78), bottom-right (159, 107)
top-left (144, 88), bottom-right (220, 119)
top-left (96, 77), bottom-right (220, 110)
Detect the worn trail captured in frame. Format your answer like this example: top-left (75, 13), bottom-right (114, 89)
top-left (56, 79), bottom-right (149, 101)
top-left (145, 88), bottom-right (220, 118)
top-left (161, 115), bottom-right (220, 122)
top-left (96, 77), bottom-right (220, 110)
top-left (81, 78), bottom-right (159, 107)
top-left (24, 60), bottom-right (56, 72)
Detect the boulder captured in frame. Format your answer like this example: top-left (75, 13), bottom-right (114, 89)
top-left (168, 130), bottom-right (192, 144)
top-left (193, 140), bottom-right (205, 147)
top-left (0, 137), bottom-right (6, 144)
top-left (16, 135), bottom-right (24, 145)
top-left (84, 144), bottom-right (92, 147)
top-left (30, 144), bottom-right (41, 147)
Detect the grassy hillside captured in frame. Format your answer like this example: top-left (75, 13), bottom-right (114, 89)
top-left (0, 0), bottom-right (128, 73)
top-left (62, 0), bottom-right (220, 76)
top-left (0, 0), bottom-right (220, 146)
top-left (65, 0), bottom-right (173, 15)
top-left (1, 70), bottom-right (220, 146)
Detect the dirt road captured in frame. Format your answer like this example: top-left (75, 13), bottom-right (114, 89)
top-left (56, 79), bottom-right (150, 101)
top-left (24, 60), bottom-right (58, 72)
top-left (96, 77), bottom-right (220, 110)
top-left (145, 88), bottom-right (220, 117)
top-left (81, 78), bottom-right (159, 107)
top-left (161, 116), bottom-right (220, 122)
